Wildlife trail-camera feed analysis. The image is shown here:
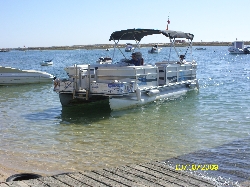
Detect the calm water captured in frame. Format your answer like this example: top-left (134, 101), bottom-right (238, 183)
top-left (0, 47), bottom-right (249, 184)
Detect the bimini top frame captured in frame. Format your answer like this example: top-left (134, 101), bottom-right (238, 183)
top-left (109, 29), bottom-right (194, 42)
top-left (109, 28), bottom-right (194, 61)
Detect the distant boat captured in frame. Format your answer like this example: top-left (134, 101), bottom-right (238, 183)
top-left (96, 57), bottom-right (112, 64)
top-left (125, 43), bottom-right (134, 52)
top-left (0, 49), bottom-right (9, 52)
top-left (228, 41), bottom-right (250, 54)
top-left (148, 44), bottom-right (161, 53)
top-left (105, 48), bottom-right (110, 51)
top-left (40, 59), bottom-right (53, 66)
top-left (0, 66), bottom-right (54, 85)
top-left (195, 47), bottom-right (206, 50)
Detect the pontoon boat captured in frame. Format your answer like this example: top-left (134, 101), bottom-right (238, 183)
top-left (54, 29), bottom-right (198, 110)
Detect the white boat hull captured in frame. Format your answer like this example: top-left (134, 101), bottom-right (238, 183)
top-left (109, 84), bottom-right (192, 110)
top-left (148, 48), bottom-right (161, 53)
top-left (228, 41), bottom-right (250, 54)
top-left (228, 47), bottom-right (244, 54)
top-left (40, 61), bottom-right (53, 66)
top-left (125, 48), bottom-right (134, 52)
top-left (0, 66), bottom-right (54, 85)
top-left (56, 61), bottom-right (198, 110)
top-left (58, 81), bottom-right (197, 110)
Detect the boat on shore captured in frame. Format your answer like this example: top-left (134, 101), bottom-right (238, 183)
top-left (40, 59), bottom-right (53, 66)
top-left (228, 41), bottom-right (250, 54)
top-left (0, 66), bottom-right (54, 85)
top-left (54, 28), bottom-right (198, 110)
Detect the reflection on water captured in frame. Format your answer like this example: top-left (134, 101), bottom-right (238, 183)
top-left (60, 101), bottom-right (111, 125)
top-left (23, 107), bottom-right (61, 121)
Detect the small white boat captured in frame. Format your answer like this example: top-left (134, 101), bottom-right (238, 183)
top-left (54, 28), bottom-right (198, 111)
top-left (0, 66), bottom-right (54, 85)
top-left (228, 41), bottom-right (250, 54)
top-left (96, 57), bottom-right (112, 64)
top-left (148, 45), bottom-right (161, 53)
top-left (195, 47), bottom-right (206, 50)
top-left (0, 49), bottom-right (10, 52)
top-left (40, 59), bottom-right (53, 66)
top-left (125, 43), bottom-right (134, 52)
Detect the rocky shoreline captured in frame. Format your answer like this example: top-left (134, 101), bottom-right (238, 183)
top-left (4, 41), bottom-right (250, 51)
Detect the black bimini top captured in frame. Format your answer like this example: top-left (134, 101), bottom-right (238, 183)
top-left (109, 29), bottom-right (194, 41)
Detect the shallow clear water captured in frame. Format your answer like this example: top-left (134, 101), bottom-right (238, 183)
top-left (0, 47), bottom-right (249, 180)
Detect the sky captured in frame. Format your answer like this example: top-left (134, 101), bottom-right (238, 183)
top-left (1, 0), bottom-right (250, 48)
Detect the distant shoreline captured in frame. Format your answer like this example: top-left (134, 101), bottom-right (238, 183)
top-left (2, 41), bottom-right (250, 51)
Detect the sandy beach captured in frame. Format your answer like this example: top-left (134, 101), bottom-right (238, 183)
top-left (0, 153), bottom-right (45, 182)
top-left (0, 152), bottom-right (27, 182)
top-left (0, 162), bottom-right (20, 182)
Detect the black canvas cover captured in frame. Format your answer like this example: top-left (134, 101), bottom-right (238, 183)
top-left (109, 29), bottom-right (194, 41)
